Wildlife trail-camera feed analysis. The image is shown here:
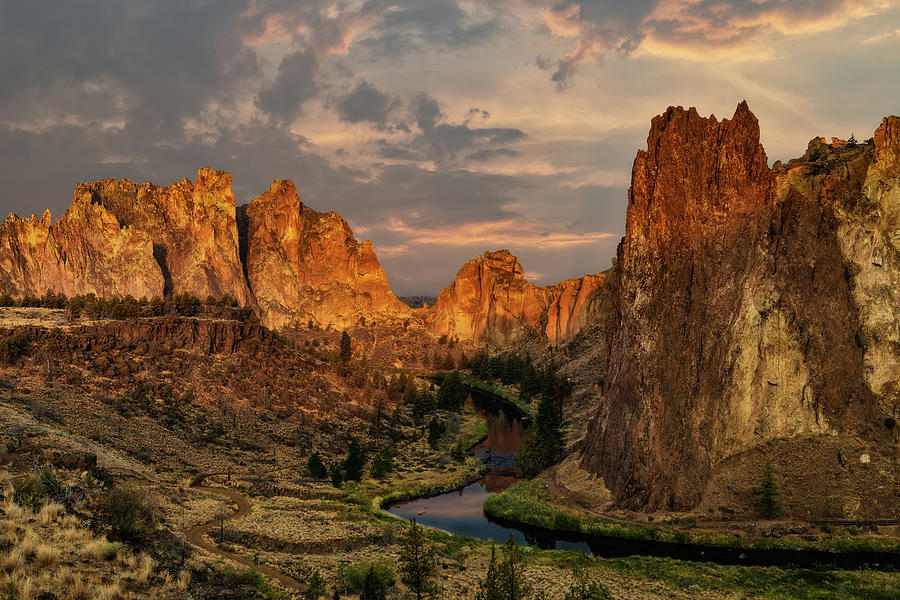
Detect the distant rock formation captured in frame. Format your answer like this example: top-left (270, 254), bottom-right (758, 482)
top-left (426, 249), bottom-right (605, 346)
top-left (581, 102), bottom-right (900, 510)
top-left (243, 179), bottom-right (408, 329)
top-left (0, 169), bottom-right (408, 329)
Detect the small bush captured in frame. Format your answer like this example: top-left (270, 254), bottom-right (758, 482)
top-left (307, 452), bottom-right (328, 480)
top-left (97, 542), bottom-right (124, 561)
top-left (96, 487), bottom-right (159, 548)
top-left (337, 560), bottom-right (395, 592)
top-left (0, 332), bottom-right (27, 364)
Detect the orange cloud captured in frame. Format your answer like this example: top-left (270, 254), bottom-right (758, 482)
top-left (379, 217), bottom-right (615, 249)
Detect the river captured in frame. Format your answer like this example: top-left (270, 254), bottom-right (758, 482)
top-left (388, 390), bottom-right (900, 569)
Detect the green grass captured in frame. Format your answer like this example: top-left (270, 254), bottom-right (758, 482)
top-left (596, 556), bottom-right (900, 600)
top-left (220, 567), bottom-right (287, 600)
top-left (484, 479), bottom-right (900, 555)
top-left (457, 406), bottom-right (488, 450)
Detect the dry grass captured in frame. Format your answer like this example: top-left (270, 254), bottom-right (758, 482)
top-left (19, 577), bottom-right (36, 600)
top-left (69, 573), bottom-right (91, 600)
top-left (61, 514), bottom-right (80, 530)
top-left (176, 569), bottom-right (191, 592)
top-left (80, 537), bottom-right (106, 560)
top-left (96, 581), bottom-right (122, 600)
top-left (1, 549), bottom-right (24, 574)
top-left (38, 502), bottom-right (64, 525)
top-left (35, 542), bottom-right (60, 568)
top-left (134, 554), bottom-right (155, 586)
top-left (19, 532), bottom-right (39, 558)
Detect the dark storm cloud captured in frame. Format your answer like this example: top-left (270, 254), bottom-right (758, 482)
top-left (336, 81), bottom-right (401, 125)
top-left (0, 1), bottom-right (261, 134)
top-left (256, 47), bottom-right (321, 123)
top-left (354, 0), bottom-right (504, 58)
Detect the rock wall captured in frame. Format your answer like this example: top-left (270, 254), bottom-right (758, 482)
top-left (0, 169), bottom-right (410, 330)
top-left (582, 103), bottom-right (898, 510)
top-left (244, 179), bottom-right (408, 329)
top-left (427, 249), bottom-right (605, 346)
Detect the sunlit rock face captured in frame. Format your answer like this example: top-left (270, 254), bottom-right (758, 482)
top-left (544, 273), bottom-right (607, 345)
top-left (582, 103), bottom-right (899, 510)
top-left (427, 249), bottom-right (605, 346)
top-left (0, 199), bottom-right (164, 299)
top-left (427, 250), bottom-right (550, 346)
top-left (74, 168), bottom-right (252, 304)
top-left (243, 179), bottom-right (409, 329)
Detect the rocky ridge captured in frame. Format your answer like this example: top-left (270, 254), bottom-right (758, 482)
top-left (426, 250), bottom-right (606, 346)
top-left (0, 169), bottom-right (406, 330)
top-left (581, 103), bottom-right (900, 510)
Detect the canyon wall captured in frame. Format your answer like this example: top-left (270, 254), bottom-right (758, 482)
top-left (0, 169), bottom-right (408, 330)
top-left (244, 179), bottom-right (408, 329)
top-left (582, 103), bottom-right (899, 510)
top-left (426, 249), bottom-right (606, 346)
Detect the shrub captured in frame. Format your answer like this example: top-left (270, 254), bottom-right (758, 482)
top-left (97, 487), bottom-right (159, 548)
top-left (330, 464), bottom-right (343, 489)
top-left (337, 560), bottom-right (395, 593)
top-left (97, 542), bottom-right (124, 561)
top-left (307, 452), bottom-right (328, 480)
top-left (0, 332), bottom-right (27, 364)
top-left (370, 451), bottom-right (395, 480)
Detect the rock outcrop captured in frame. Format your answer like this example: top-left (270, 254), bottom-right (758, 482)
top-left (243, 179), bottom-right (408, 329)
top-left (582, 103), bottom-right (899, 510)
top-left (427, 249), bottom-right (605, 346)
top-left (0, 169), bottom-right (410, 330)
top-left (0, 202), bottom-right (164, 299)
top-left (74, 168), bottom-right (252, 304)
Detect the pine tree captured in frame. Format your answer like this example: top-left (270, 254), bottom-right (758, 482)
top-left (306, 570), bottom-right (327, 599)
top-left (360, 566), bottom-right (387, 600)
top-left (757, 460), bottom-right (782, 518)
top-left (340, 331), bottom-right (352, 363)
top-left (499, 533), bottom-right (532, 600)
top-left (330, 464), bottom-right (343, 488)
top-left (398, 519), bottom-right (438, 600)
top-left (343, 437), bottom-right (367, 481)
top-left (307, 452), bottom-right (328, 479)
top-left (474, 546), bottom-right (504, 600)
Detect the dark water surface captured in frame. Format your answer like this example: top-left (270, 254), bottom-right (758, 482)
top-left (388, 391), bottom-right (900, 568)
top-left (389, 392), bottom-right (591, 551)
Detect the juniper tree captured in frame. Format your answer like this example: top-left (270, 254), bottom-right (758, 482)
top-left (757, 460), bottom-right (782, 518)
top-left (398, 519), bottom-right (438, 600)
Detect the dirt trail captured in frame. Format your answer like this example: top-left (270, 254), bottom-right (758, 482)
top-left (188, 473), bottom-right (307, 596)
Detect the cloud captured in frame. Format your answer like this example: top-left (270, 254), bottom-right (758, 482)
top-left (256, 47), bottom-right (321, 123)
top-left (536, 0), bottom-right (898, 88)
top-left (862, 28), bottom-right (900, 43)
top-left (336, 81), bottom-right (401, 126)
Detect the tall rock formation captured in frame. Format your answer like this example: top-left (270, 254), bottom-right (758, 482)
top-left (243, 179), bottom-right (408, 329)
top-left (427, 250), bottom-right (605, 346)
top-left (0, 169), bottom-right (409, 330)
top-left (74, 168), bottom-right (252, 304)
top-left (0, 200), bottom-right (164, 299)
top-left (582, 103), bottom-right (898, 510)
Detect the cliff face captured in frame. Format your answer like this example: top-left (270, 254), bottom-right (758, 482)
top-left (0, 169), bottom-right (411, 330)
top-left (74, 168), bottom-right (252, 304)
top-left (582, 103), bottom-right (899, 510)
top-left (0, 202), bottom-right (164, 299)
top-left (427, 249), bottom-right (605, 346)
top-left (244, 179), bottom-right (408, 329)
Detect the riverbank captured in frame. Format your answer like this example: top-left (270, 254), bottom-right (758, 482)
top-left (484, 478), bottom-right (900, 559)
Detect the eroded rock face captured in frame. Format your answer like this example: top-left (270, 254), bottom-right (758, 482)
top-left (545, 273), bottom-right (607, 345)
top-left (244, 179), bottom-right (408, 329)
top-left (427, 249), bottom-right (605, 346)
top-left (0, 201), bottom-right (164, 299)
top-left (74, 168), bottom-right (251, 304)
top-left (582, 103), bottom-right (897, 510)
top-left (428, 250), bottom-right (549, 346)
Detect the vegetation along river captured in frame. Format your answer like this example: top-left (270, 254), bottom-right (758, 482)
top-left (388, 390), bottom-right (900, 570)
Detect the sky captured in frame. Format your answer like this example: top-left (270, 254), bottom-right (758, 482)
top-left (1, 1), bottom-right (899, 295)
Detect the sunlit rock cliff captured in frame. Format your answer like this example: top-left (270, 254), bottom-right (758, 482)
top-left (427, 249), bottom-right (605, 346)
top-left (581, 102), bottom-right (900, 510)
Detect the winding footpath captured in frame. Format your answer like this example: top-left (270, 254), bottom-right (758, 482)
top-left (187, 473), bottom-right (308, 596)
